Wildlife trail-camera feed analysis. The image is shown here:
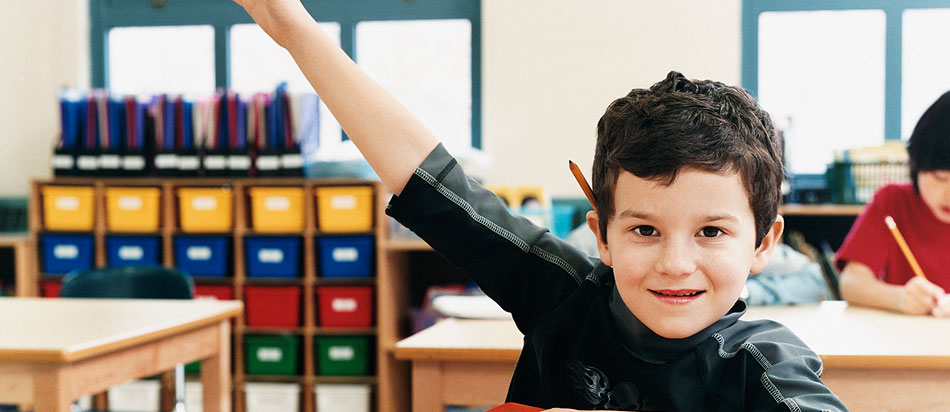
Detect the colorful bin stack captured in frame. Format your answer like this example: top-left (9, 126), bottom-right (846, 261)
top-left (248, 187), bottom-right (304, 232)
top-left (317, 236), bottom-right (374, 278)
top-left (177, 187), bottom-right (233, 232)
top-left (317, 286), bottom-right (374, 328)
top-left (42, 186), bottom-right (95, 231)
top-left (174, 236), bottom-right (230, 278)
top-left (315, 186), bottom-right (373, 232)
top-left (105, 187), bottom-right (160, 232)
top-left (316, 335), bottom-right (371, 376)
top-left (245, 334), bottom-right (299, 375)
top-left (244, 285), bottom-right (301, 327)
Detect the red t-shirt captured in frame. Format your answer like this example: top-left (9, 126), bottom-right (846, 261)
top-left (836, 183), bottom-right (950, 290)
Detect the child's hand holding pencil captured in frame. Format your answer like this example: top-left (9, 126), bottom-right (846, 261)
top-left (885, 215), bottom-right (950, 316)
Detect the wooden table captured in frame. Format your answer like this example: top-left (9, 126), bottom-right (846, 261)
top-left (0, 297), bottom-right (242, 412)
top-left (394, 302), bottom-right (950, 412)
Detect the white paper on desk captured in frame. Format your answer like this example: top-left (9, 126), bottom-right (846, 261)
top-left (431, 295), bottom-right (512, 320)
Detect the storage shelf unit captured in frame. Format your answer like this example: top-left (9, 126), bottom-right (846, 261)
top-left (29, 177), bottom-right (387, 412)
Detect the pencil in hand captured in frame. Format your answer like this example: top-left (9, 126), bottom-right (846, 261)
top-left (569, 160), bottom-right (597, 212)
top-left (884, 215), bottom-right (927, 279)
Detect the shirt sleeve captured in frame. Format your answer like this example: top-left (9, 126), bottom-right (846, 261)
top-left (736, 322), bottom-right (850, 412)
top-left (835, 186), bottom-right (895, 277)
top-left (385, 143), bottom-right (597, 333)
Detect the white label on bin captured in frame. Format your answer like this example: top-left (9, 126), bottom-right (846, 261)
top-left (52, 155), bottom-right (74, 168)
top-left (123, 156), bottom-right (146, 170)
top-left (256, 156), bottom-right (279, 171)
top-left (258, 248), bottom-right (284, 263)
top-left (119, 246), bottom-right (144, 261)
top-left (178, 156), bottom-right (200, 170)
top-left (330, 195), bottom-right (357, 210)
top-left (257, 347), bottom-right (283, 362)
top-left (77, 156), bottom-right (98, 170)
top-left (328, 346), bottom-right (354, 361)
top-left (155, 154), bottom-right (177, 169)
top-left (191, 196), bottom-right (217, 210)
top-left (264, 196), bottom-right (290, 211)
top-left (331, 298), bottom-right (358, 312)
top-left (55, 196), bottom-right (80, 211)
top-left (186, 246), bottom-right (212, 261)
top-left (204, 155), bottom-right (226, 170)
top-left (281, 153), bottom-right (304, 168)
top-left (99, 154), bottom-right (121, 169)
top-left (332, 247), bottom-right (358, 262)
top-left (53, 244), bottom-right (79, 259)
top-left (118, 196), bottom-right (143, 210)
top-left (228, 155), bottom-right (251, 169)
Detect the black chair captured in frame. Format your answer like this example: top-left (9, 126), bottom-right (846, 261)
top-left (61, 266), bottom-right (195, 412)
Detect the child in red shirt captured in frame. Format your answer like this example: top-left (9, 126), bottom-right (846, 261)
top-left (837, 91), bottom-right (950, 316)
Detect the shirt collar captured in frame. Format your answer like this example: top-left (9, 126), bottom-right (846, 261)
top-left (608, 280), bottom-right (746, 361)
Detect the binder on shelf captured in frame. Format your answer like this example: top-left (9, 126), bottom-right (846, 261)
top-left (54, 90), bottom-right (82, 176)
top-left (121, 96), bottom-right (148, 177)
top-left (153, 95), bottom-right (179, 177)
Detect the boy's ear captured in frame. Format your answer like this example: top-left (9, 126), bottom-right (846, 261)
top-left (750, 215), bottom-right (785, 274)
top-left (586, 210), bottom-right (612, 267)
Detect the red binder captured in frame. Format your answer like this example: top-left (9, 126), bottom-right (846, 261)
top-left (487, 403), bottom-right (545, 412)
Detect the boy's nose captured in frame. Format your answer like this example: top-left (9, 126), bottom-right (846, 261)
top-left (654, 240), bottom-right (697, 277)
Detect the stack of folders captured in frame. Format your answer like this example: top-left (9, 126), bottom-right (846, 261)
top-left (54, 82), bottom-right (315, 178)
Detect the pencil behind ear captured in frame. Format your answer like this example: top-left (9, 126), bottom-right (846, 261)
top-left (750, 215), bottom-right (784, 274)
top-left (586, 210), bottom-right (612, 267)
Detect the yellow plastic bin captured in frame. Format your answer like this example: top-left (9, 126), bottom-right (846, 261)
top-left (42, 186), bottom-right (95, 231)
top-left (105, 187), bottom-right (161, 232)
top-left (249, 187), bottom-right (304, 232)
top-left (315, 186), bottom-right (373, 233)
top-left (178, 187), bottom-right (233, 232)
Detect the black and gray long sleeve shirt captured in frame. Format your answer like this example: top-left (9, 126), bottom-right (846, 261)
top-left (387, 144), bottom-right (849, 412)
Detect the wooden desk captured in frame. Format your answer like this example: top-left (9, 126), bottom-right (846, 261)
top-left (395, 302), bottom-right (950, 412)
top-left (0, 297), bottom-right (242, 412)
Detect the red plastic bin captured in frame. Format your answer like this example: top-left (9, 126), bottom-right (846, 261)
top-left (41, 281), bottom-right (62, 298)
top-left (244, 286), bottom-right (301, 327)
top-left (317, 286), bottom-right (374, 328)
top-left (194, 285), bottom-right (234, 301)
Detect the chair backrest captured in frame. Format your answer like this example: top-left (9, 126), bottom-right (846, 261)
top-left (60, 266), bottom-right (194, 299)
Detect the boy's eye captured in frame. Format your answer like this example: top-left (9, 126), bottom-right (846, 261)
top-left (699, 227), bottom-right (723, 238)
top-left (633, 225), bottom-right (656, 237)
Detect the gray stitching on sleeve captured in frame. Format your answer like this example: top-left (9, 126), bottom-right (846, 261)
top-left (415, 168), bottom-right (582, 284)
top-left (715, 333), bottom-right (806, 410)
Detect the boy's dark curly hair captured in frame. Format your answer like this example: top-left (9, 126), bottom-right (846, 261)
top-left (907, 91), bottom-right (950, 192)
top-left (592, 71), bottom-right (783, 247)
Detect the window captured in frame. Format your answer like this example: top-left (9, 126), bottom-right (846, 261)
top-left (743, 1), bottom-right (950, 174)
top-left (90, 0), bottom-right (482, 152)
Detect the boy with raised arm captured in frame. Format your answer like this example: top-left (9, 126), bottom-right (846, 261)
top-left (237, 1), bottom-right (848, 410)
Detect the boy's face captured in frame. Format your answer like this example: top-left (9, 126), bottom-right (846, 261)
top-left (918, 170), bottom-right (950, 223)
top-left (588, 168), bottom-right (782, 339)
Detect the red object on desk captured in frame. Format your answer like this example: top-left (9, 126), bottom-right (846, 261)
top-left (487, 402), bottom-right (545, 412)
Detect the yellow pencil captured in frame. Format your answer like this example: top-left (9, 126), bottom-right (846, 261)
top-left (568, 160), bottom-right (597, 213)
top-left (884, 215), bottom-right (927, 279)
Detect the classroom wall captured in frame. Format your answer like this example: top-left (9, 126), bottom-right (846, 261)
top-left (0, 0), bottom-right (739, 198)
top-left (481, 0), bottom-right (742, 197)
top-left (0, 0), bottom-right (90, 196)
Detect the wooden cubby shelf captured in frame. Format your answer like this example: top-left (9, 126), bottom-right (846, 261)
top-left (28, 177), bottom-right (393, 412)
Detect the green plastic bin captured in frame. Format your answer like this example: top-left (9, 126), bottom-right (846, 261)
top-left (246, 334), bottom-right (299, 376)
top-left (316, 336), bottom-right (370, 376)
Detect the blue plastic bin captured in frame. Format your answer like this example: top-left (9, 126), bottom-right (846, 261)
top-left (106, 235), bottom-right (161, 267)
top-left (245, 236), bottom-right (301, 278)
top-left (174, 235), bottom-right (230, 277)
top-left (317, 236), bottom-right (374, 278)
top-left (40, 234), bottom-right (94, 274)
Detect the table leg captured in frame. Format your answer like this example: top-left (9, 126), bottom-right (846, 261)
top-left (412, 361), bottom-right (443, 412)
top-left (32, 368), bottom-right (72, 412)
top-left (201, 320), bottom-right (231, 412)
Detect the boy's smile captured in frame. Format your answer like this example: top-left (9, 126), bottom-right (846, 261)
top-left (591, 168), bottom-right (781, 339)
